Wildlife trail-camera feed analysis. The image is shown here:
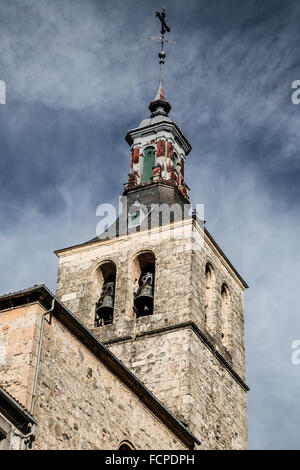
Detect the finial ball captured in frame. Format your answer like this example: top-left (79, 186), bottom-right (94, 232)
top-left (158, 51), bottom-right (166, 59)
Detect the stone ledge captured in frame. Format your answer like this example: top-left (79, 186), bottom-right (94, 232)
top-left (99, 321), bottom-right (249, 392)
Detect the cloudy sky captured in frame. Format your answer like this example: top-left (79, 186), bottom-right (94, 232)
top-left (1, 0), bottom-right (300, 450)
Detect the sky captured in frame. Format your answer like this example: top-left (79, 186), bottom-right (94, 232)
top-left (0, 0), bottom-right (300, 450)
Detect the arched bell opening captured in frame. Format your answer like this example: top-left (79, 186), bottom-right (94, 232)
top-left (132, 252), bottom-right (155, 318)
top-left (94, 261), bottom-right (116, 327)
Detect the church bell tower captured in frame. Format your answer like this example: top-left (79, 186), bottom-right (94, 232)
top-left (55, 8), bottom-right (248, 450)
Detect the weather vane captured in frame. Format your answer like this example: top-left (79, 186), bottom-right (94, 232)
top-left (149, 7), bottom-right (176, 54)
top-left (149, 7), bottom-right (176, 103)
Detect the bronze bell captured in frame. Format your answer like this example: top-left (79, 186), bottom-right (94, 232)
top-left (134, 272), bottom-right (154, 317)
top-left (95, 281), bottom-right (115, 326)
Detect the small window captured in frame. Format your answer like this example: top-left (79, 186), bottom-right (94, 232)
top-left (128, 200), bottom-right (149, 230)
top-left (172, 153), bottom-right (179, 173)
top-left (142, 147), bottom-right (155, 184)
top-left (128, 210), bottom-right (140, 228)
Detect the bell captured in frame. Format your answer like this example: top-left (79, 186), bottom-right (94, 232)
top-left (134, 272), bottom-right (154, 317)
top-left (96, 281), bottom-right (115, 326)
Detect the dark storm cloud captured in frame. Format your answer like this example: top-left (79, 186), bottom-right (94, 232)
top-left (0, 0), bottom-right (299, 449)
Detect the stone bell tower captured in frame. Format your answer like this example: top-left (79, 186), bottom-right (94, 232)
top-left (55, 8), bottom-right (248, 450)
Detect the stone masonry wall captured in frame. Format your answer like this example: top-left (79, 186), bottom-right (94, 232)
top-left (56, 221), bottom-right (195, 329)
top-left (189, 330), bottom-right (248, 450)
top-left (103, 326), bottom-right (247, 449)
top-left (32, 315), bottom-right (186, 450)
top-left (55, 218), bottom-right (248, 449)
top-left (101, 327), bottom-right (192, 427)
top-left (56, 221), bottom-right (246, 378)
top-left (190, 229), bottom-right (247, 380)
top-left (0, 303), bottom-right (43, 410)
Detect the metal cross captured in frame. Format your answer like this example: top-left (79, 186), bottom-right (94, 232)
top-left (149, 7), bottom-right (176, 53)
top-left (149, 7), bottom-right (175, 103)
top-left (156, 7), bottom-right (170, 35)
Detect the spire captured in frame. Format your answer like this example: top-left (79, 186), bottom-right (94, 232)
top-left (153, 49), bottom-right (166, 102)
top-left (149, 8), bottom-right (174, 117)
top-left (124, 7), bottom-right (192, 205)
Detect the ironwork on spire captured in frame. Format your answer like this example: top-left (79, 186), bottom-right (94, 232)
top-left (149, 7), bottom-right (175, 117)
